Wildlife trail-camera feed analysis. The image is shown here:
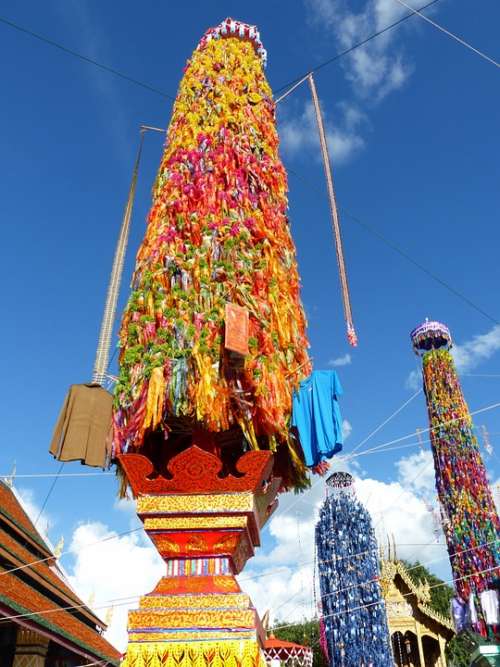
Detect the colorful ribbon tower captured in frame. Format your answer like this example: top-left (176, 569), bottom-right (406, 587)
top-left (411, 320), bottom-right (500, 626)
top-left (112, 17), bottom-right (311, 491)
top-left (114, 18), bottom-right (315, 666)
top-left (316, 472), bottom-right (393, 665)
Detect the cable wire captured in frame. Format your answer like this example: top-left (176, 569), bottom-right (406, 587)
top-left (273, 0), bottom-right (443, 96)
top-left (0, 526), bottom-right (143, 578)
top-left (276, 564), bottom-right (499, 630)
top-left (0, 15), bottom-right (174, 100)
top-left (0, 2), bottom-right (442, 107)
top-left (348, 389), bottom-right (422, 458)
top-left (288, 167), bottom-right (500, 326)
top-left (241, 535), bottom-right (498, 585)
top-left (2, 549), bottom-right (497, 626)
top-left (393, 0), bottom-right (500, 69)
top-left (34, 460), bottom-right (64, 527)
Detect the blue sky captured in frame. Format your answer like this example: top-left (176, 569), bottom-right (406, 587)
top-left (1, 0), bottom-right (499, 649)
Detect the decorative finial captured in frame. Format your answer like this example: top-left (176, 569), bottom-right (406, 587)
top-left (5, 462), bottom-right (16, 488)
top-left (391, 533), bottom-right (397, 561)
top-left (326, 471), bottom-right (353, 489)
top-left (105, 606), bottom-right (114, 625)
top-left (54, 536), bottom-right (64, 558)
top-left (410, 319), bottom-right (452, 355)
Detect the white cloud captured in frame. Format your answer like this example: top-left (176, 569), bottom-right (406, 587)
top-left (406, 324), bottom-right (500, 388)
top-left (405, 368), bottom-right (421, 391)
top-left (240, 449), bottom-right (447, 623)
top-left (16, 487), bottom-right (53, 544)
top-left (67, 522), bottom-right (163, 651)
top-left (342, 418), bottom-right (352, 440)
top-left (329, 353), bottom-right (352, 367)
top-left (356, 476), bottom-right (445, 564)
top-left (452, 324), bottom-right (500, 373)
top-left (306, 0), bottom-right (416, 101)
top-left (395, 449), bottom-right (435, 497)
top-left (279, 100), bottom-right (366, 163)
top-left (62, 451), bottom-right (447, 644)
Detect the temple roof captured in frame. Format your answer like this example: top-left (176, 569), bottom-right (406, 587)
top-left (264, 636), bottom-right (311, 652)
top-left (0, 481), bottom-right (120, 664)
top-left (380, 559), bottom-right (454, 636)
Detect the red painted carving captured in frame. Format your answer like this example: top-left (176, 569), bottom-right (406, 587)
top-left (118, 446), bottom-right (274, 496)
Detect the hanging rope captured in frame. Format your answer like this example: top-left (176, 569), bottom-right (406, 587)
top-left (92, 129), bottom-right (146, 385)
top-left (308, 73), bottom-right (357, 346)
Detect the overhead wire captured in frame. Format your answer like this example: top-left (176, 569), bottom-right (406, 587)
top-left (272, 0), bottom-right (443, 96)
top-left (348, 389), bottom-right (422, 458)
top-left (319, 537), bottom-right (500, 603)
top-left (275, 564), bottom-right (500, 630)
top-left (3, 4), bottom-right (498, 635)
top-left (287, 167), bottom-right (500, 326)
top-left (4, 7), bottom-right (497, 334)
top-left (2, 543), bottom-right (497, 626)
top-left (341, 399), bottom-right (500, 460)
top-left (240, 535), bottom-right (498, 586)
top-left (34, 460), bottom-right (64, 528)
top-left (251, 415), bottom-right (497, 601)
top-left (0, 526), bottom-right (143, 578)
top-left (0, 15), bottom-right (174, 100)
top-left (263, 399), bottom-right (500, 528)
top-left (393, 0), bottom-right (500, 69)
top-left (0, 1), bottom-right (443, 106)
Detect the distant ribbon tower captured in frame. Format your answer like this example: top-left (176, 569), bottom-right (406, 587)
top-left (115, 19), bottom-right (312, 666)
top-left (411, 320), bottom-right (500, 634)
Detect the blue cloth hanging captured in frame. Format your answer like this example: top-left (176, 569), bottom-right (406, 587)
top-left (291, 370), bottom-right (343, 467)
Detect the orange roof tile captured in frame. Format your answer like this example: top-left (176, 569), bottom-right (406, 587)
top-left (0, 482), bottom-right (120, 664)
top-left (264, 637), bottom-right (311, 651)
top-left (0, 525), bottom-right (101, 626)
top-left (0, 483), bottom-right (50, 553)
top-left (0, 569), bottom-right (120, 663)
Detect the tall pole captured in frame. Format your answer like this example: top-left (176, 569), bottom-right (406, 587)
top-left (91, 129), bottom-right (146, 385)
top-left (308, 73), bottom-right (357, 347)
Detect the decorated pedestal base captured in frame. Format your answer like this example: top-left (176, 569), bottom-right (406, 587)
top-left (119, 446), bottom-right (280, 666)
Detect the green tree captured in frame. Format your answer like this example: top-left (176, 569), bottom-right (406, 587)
top-left (400, 560), bottom-right (473, 666)
top-left (273, 618), bottom-right (327, 667)
top-left (400, 560), bottom-right (454, 617)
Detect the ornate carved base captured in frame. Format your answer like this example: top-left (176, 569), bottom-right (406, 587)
top-left (119, 447), bottom-right (279, 666)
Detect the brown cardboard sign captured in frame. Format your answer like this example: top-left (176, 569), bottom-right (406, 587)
top-left (224, 303), bottom-right (249, 356)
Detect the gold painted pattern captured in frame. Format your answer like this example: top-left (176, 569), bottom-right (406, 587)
top-left (144, 516), bottom-right (248, 530)
top-left (138, 493), bottom-right (254, 515)
top-left (128, 609), bottom-right (255, 630)
top-left (121, 639), bottom-right (266, 667)
top-left (139, 593), bottom-right (250, 609)
top-left (128, 630), bottom-right (256, 643)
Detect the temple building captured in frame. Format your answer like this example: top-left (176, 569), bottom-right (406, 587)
top-left (0, 480), bottom-right (120, 666)
top-left (380, 558), bottom-right (454, 667)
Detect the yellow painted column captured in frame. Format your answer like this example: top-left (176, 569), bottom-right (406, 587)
top-left (415, 624), bottom-right (425, 667)
top-left (438, 635), bottom-right (447, 667)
